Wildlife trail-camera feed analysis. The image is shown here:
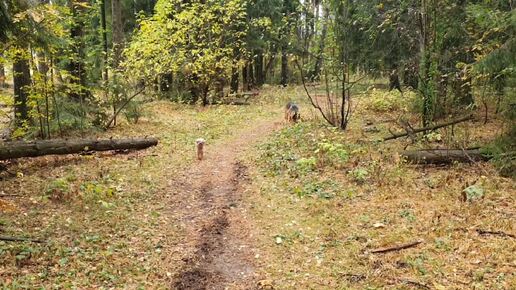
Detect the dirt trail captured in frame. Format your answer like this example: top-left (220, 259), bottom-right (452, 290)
top-left (168, 119), bottom-right (281, 290)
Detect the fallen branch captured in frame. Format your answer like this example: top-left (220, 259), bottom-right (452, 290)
top-left (0, 137), bottom-right (158, 160)
top-left (370, 240), bottom-right (423, 254)
top-left (401, 149), bottom-right (490, 164)
top-left (0, 236), bottom-right (45, 243)
top-left (476, 229), bottom-right (515, 239)
top-left (382, 115), bottom-right (473, 141)
top-left (399, 279), bottom-right (430, 290)
top-left (0, 194), bottom-right (19, 198)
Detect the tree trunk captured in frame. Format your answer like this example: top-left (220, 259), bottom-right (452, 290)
top-left (100, 0), bottom-right (109, 82)
top-left (69, 0), bottom-right (89, 102)
top-left (0, 137), bottom-right (158, 160)
top-left (111, 0), bottom-right (124, 70)
top-left (230, 66), bottom-right (239, 94)
top-left (0, 63), bottom-right (5, 88)
top-left (264, 54), bottom-right (276, 82)
top-left (401, 149), bottom-right (489, 164)
top-left (230, 49), bottom-right (240, 93)
top-left (281, 48), bottom-right (288, 87)
top-left (13, 56), bottom-right (31, 126)
top-left (248, 62), bottom-right (254, 89)
top-left (254, 50), bottom-right (264, 86)
top-left (242, 63), bottom-right (249, 91)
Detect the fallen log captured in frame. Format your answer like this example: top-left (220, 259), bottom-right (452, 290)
top-left (401, 149), bottom-right (490, 164)
top-left (0, 236), bottom-right (45, 243)
top-left (0, 137), bottom-right (158, 160)
top-left (382, 115), bottom-right (473, 141)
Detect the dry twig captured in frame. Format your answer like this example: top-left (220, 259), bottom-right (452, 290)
top-left (476, 229), bottom-right (515, 239)
top-left (370, 240), bottom-right (423, 254)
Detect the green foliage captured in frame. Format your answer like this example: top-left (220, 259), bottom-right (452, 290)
top-left (291, 179), bottom-right (338, 199)
top-left (258, 122), bottom-right (353, 178)
top-left (463, 184), bottom-right (485, 202)
top-left (315, 141), bottom-right (349, 168)
top-left (364, 88), bottom-right (415, 113)
top-left (45, 177), bottom-right (71, 200)
top-left (124, 100), bottom-right (144, 124)
top-left (348, 167), bottom-right (369, 184)
top-left (295, 157), bottom-right (317, 174)
top-left (79, 180), bottom-right (116, 203)
top-left (125, 0), bottom-right (247, 103)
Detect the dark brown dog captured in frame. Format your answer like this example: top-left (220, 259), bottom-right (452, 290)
top-left (284, 102), bottom-right (300, 123)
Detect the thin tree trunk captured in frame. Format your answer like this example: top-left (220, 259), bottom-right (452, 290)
top-left (264, 54), bottom-right (276, 82)
top-left (281, 48), bottom-right (288, 87)
top-left (254, 50), bottom-right (264, 86)
top-left (230, 66), bottom-right (239, 94)
top-left (248, 62), bottom-right (254, 89)
top-left (242, 63), bottom-right (249, 91)
top-left (230, 49), bottom-right (240, 93)
top-left (0, 63), bottom-right (5, 88)
top-left (100, 0), bottom-right (109, 82)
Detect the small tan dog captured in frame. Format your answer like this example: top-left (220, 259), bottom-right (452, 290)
top-left (196, 138), bottom-right (206, 160)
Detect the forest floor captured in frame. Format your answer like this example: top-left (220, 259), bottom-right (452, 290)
top-left (1, 85), bottom-right (515, 289)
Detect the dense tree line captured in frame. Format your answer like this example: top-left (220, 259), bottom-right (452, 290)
top-left (0, 0), bottom-right (513, 136)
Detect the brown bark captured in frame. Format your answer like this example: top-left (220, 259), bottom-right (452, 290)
top-left (254, 50), bottom-right (264, 86)
top-left (0, 137), bottom-right (158, 160)
top-left (111, 0), bottom-right (124, 69)
top-left (100, 0), bottom-right (109, 81)
top-left (401, 149), bottom-right (489, 164)
top-left (242, 63), bottom-right (249, 91)
top-left (13, 55), bottom-right (31, 126)
top-left (69, 0), bottom-right (89, 102)
top-left (0, 63), bottom-right (6, 87)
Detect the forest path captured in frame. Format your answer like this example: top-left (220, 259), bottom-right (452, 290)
top-left (168, 118), bottom-right (282, 290)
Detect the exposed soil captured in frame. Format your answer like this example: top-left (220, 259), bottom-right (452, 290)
top-left (169, 120), bottom-right (280, 290)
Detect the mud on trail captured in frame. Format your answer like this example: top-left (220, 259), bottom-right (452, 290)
top-left (168, 120), bottom-right (280, 290)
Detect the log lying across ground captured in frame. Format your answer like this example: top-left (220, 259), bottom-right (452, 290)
top-left (401, 149), bottom-right (490, 164)
top-left (0, 137), bottom-right (158, 160)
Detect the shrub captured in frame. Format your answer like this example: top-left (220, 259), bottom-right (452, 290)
top-left (315, 142), bottom-right (349, 168)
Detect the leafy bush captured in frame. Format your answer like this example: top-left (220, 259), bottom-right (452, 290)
top-left (295, 157), bottom-right (317, 174)
top-left (364, 88), bottom-right (416, 113)
top-left (79, 181), bottom-right (116, 202)
top-left (315, 141), bottom-right (349, 168)
top-left (45, 178), bottom-right (71, 201)
top-left (348, 167), bottom-right (369, 184)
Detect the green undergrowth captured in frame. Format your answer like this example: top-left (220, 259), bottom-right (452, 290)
top-left (246, 110), bottom-right (515, 289)
top-left (0, 96), bottom-right (279, 288)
